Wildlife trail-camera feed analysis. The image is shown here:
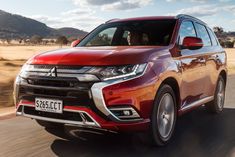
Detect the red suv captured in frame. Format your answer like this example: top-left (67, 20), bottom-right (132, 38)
top-left (14, 14), bottom-right (227, 146)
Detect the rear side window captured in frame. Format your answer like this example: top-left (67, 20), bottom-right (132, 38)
top-left (178, 21), bottom-right (196, 45)
top-left (207, 28), bottom-right (218, 46)
top-left (195, 23), bottom-right (211, 47)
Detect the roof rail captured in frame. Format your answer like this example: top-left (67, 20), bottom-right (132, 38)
top-left (176, 14), bottom-right (207, 25)
top-left (105, 18), bottom-right (120, 23)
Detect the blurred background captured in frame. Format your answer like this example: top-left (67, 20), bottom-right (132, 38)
top-left (0, 1), bottom-right (235, 157)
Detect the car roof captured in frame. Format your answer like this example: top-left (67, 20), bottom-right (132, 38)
top-left (106, 14), bottom-right (207, 26)
top-left (106, 16), bottom-right (176, 23)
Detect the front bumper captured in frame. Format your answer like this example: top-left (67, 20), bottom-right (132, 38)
top-left (14, 65), bottom-right (157, 132)
top-left (16, 102), bottom-right (150, 132)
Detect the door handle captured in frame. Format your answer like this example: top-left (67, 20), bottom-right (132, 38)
top-left (197, 57), bottom-right (205, 62)
top-left (199, 57), bottom-right (205, 61)
top-left (176, 61), bottom-right (183, 72)
top-left (197, 57), bottom-right (206, 65)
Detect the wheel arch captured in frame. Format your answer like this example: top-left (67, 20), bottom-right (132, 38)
top-left (160, 77), bottom-right (181, 110)
top-left (219, 70), bottom-right (227, 85)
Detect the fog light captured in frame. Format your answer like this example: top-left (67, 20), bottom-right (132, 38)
top-left (108, 106), bottom-right (141, 120)
top-left (123, 110), bottom-right (131, 116)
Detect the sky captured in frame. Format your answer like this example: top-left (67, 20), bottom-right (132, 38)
top-left (1, 0), bottom-right (235, 32)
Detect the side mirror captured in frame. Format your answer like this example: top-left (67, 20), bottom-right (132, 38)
top-left (182, 36), bottom-right (203, 50)
top-left (71, 39), bottom-right (80, 47)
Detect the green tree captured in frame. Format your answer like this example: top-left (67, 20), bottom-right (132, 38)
top-left (18, 38), bottom-right (23, 44)
top-left (56, 36), bottom-right (68, 46)
top-left (50, 39), bottom-right (55, 44)
top-left (6, 38), bottom-right (11, 45)
top-left (213, 26), bottom-right (224, 35)
top-left (30, 35), bottom-right (42, 44)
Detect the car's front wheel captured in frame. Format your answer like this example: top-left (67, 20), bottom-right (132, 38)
top-left (149, 84), bottom-right (177, 146)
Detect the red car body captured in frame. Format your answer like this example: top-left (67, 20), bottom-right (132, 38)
top-left (14, 15), bottom-right (227, 145)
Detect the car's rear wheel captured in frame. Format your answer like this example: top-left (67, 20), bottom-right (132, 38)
top-left (149, 84), bottom-right (177, 146)
top-left (205, 75), bottom-right (225, 114)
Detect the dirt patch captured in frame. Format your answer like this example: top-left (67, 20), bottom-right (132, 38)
top-left (0, 80), bottom-right (14, 108)
top-left (4, 62), bottom-right (22, 67)
top-left (0, 57), bottom-right (9, 61)
top-left (0, 60), bottom-right (25, 108)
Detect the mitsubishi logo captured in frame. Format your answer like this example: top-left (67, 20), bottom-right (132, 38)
top-left (47, 67), bottom-right (57, 77)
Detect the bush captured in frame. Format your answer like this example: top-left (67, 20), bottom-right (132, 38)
top-left (224, 41), bottom-right (234, 48)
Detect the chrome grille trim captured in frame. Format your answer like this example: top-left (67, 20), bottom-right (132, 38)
top-left (22, 72), bottom-right (99, 82)
top-left (21, 65), bottom-right (99, 81)
top-left (25, 66), bottom-right (91, 73)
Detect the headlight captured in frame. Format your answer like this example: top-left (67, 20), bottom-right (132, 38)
top-left (19, 64), bottom-right (30, 78)
top-left (13, 75), bottom-right (24, 105)
top-left (87, 63), bottom-right (147, 81)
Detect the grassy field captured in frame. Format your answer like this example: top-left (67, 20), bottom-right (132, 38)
top-left (0, 46), bottom-right (234, 108)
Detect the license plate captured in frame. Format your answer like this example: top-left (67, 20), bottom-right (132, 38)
top-left (35, 98), bottom-right (63, 113)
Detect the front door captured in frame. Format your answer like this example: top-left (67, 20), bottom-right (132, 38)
top-left (177, 20), bottom-right (207, 108)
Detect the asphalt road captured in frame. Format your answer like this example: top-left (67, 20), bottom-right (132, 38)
top-left (1, 74), bottom-right (235, 157)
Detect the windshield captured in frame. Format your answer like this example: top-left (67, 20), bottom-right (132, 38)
top-left (78, 19), bottom-right (176, 47)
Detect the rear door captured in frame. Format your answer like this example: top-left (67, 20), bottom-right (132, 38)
top-left (203, 27), bottom-right (226, 96)
top-left (178, 20), bottom-right (207, 107)
top-left (193, 23), bottom-right (215, 97)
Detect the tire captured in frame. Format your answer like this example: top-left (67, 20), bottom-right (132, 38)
top-left (36, 120), bottom-right (64, 128)
top-left (205, 76), bottom-right (225, 114)
top-left (149, 84), bottom-right (177, 146)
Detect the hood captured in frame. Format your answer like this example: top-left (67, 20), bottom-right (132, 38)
top-left (27, 46), bottom-right (167, 66)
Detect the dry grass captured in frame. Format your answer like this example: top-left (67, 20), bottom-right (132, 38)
top-left (0, 45), bottom-right (68, 60)
top-left (0, 46), bottom-right (70, 108)
top-left (0, 47), bottom-right (234, 108)
top-left (0, 61), bottom-right (25, 107)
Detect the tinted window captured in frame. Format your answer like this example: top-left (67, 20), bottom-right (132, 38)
top-left (78, 20), bottom-right (176, 46)
top-left (207, 28), bottom-right (218, 46)
top-left (195, 23), bottom-right (211, 46)
top-left (86, 27), bottom-right (117, 46)
top-left (179, 21), bottom-right (196, 45)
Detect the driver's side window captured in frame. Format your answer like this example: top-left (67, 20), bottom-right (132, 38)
top-left (86, 27), bottom-right (117, 46)
top-left (179, 21), bottom-right (196, 45)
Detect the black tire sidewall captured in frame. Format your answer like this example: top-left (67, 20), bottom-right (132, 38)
top-left (214, 76), bottom-right (225, 112)
top-left (150, 84), bottom-right (177, 146)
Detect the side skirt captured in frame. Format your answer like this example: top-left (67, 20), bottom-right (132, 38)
top-left (178, 96), bottom-right (214, 115)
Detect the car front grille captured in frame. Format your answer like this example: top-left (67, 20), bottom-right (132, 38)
top-left (18, 65), bottom-right (109, 120)
top-left (18, 65), bottom-right (97, 107)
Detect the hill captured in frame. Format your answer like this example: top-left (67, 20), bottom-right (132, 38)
top-left (56, 27), bottom-right (87, 39)
top-left (0, 10), bottom-right (87, 39)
